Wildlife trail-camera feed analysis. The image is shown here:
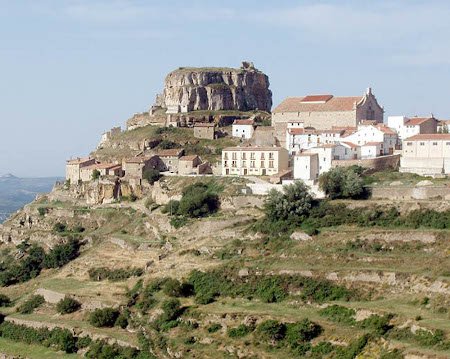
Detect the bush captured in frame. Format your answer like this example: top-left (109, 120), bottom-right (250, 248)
top-left (162, 278), bottom-right (183, 297)
top-left (319, 305), bottom-right (356, 325)
top-left (285, 319), bottom-right (323, 347)
top-left (161, 298), bottom-right (182, 322)
top-left (256, 277), bottom-right (287, 303)
top-left (359, 314), bottom-right (393, 335)
top-left (43, 238), bottom-right (80, 268)
top-left (88, 267), bottom-right (143, 282)
top-left (89, 308), bottom-right (120, 328)
top-left (56, 297), bottom-right (81, 314)
top-left (92, 169), bottom-right (101, 180)
top-left (207, 323), bottom-right (222, 333)
top-left (0, 294), bottom-right (11, 307)
top-left (53, 222), bottom-right (67, 233)
top-left (17, 295), bottom-right (45, 314)
top-left (177, 183), bottom-right (220, 218)
top-left (115, 311), bottom-right (129, 329)
top-left (143, 169), bottom-right (161, 185)
top-left (227, 324), bottom-right (254, 338)
top-left (37, 207), bottom-right (47, 217)
top-left (319, 166), bottom-right (365, 199)
top-left (169, 216), bottom-right (188, 228)
top-left (264, 181), bottom-right (313, 223)
top-left (256, 320), bottom-right (286, 342)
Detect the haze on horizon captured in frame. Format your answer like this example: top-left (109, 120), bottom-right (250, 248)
top-left (1, 0), bottom-right (449, 177)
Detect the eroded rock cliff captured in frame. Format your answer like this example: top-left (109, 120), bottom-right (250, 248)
top-left (161, 62), bottom-right (272, 113)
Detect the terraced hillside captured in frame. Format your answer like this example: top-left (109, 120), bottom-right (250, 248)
top-left (0, 174), bottom-right (449, 358)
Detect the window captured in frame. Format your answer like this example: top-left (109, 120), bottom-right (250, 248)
top-left (232, 153), bottom-right (237, 160)
top-left (269, 152), bottom-right (274, 160)
top-left (406, 142), bottom-right (412, 146)
top-left (224, 153), bottom-right (228, 160)
top-left (446, 142), bottom-right (450, 146)
top-left (250, 152), bottom-right (255, 160)
top-left (260, 161), bottom-right (265, 168)
top-left (224, 160), bottom-right (228, 167)
top-left (432, 142), bottom-right (438, 146)
top-left (232, 161), bottom-right (237, 167)
top-left (420, 142), bottom-right (425, 146)
top-left (242, 152), bottom-right (246, 160)
top-left (269, 161), bottom-right (274, 168)
top-left (261, 153), bottom-right (265, 160)
top-left (242, 161), bottom-right (246, 167)
top-left (250, 161), bottom-right (255, 168)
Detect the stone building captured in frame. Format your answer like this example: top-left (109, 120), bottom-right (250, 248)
top-left (222, 146), bottom-right (289, 176)
top-left (156, 149), bottom-right (185, 173)
top-left (66, 157), bottom-right (96, 184)
top-left (400, 134), bottom-right (450, 176)
top-left (80, 163), bottom-right (123, 182)
top-left (272, 88), bottom-right (384, 146)
top-left (194, 123), bottom-right (215, 139)
top-left (178, 155), bottom-right (203, 175)
top-left (123, 156), bottom-right (164, 179)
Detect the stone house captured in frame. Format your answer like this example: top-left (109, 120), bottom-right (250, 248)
top-left (340, 124), bottom-right (398, 156)
top-left (123, 156), bottom-right (164, 179)
top-left (387, 116), bottom-right (438, 141)
top-left (232, 119), bottom-right (255, 139)
top-left (272, 88), bottom-right (384, 147)
top-left (437, 120), bottom-right (450, 133)
top-left (252, 126), bottom-right (277, 146)
top-left (178, 155), bottom-right (204, 175)
top-left (222, 146), bottom-right (289, 176)
top-left (80, 163), bottom-right (123, 182)
top-left (156, 148), bottom-right (185, 173)
top-left (98, 127), bottom-right (121, 148)
top-left (194, 123), bottom-right (215, 139)
top-left (66, 157), bottom-right (96, 184)
top-left (400, 134), bottom-right (450, 176)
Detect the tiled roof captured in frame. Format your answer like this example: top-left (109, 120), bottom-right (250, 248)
top-left (66, 157), bottom-right (94, 165)
top-left (375, 125), bottom-right (396, 135)
top-left (363, 141), bottom-right (382, 146)
top-left (233, 119), bottom-right (254, 126)
top-left (342, 142), bottom-right (359, 148)
top-left (406, 117), bottom-right (435, 126)
top-left (124, 156), bottom-right (154, 164)
top-left (179, 155), bottom-right (200, 161)
top-left (84, 163), bottom-right (120, 170)
top-left (301, 94), bottom-right (333, 103)
top-left (157, 149), bottom-right (184, 157)
top-left (287, 128), bottom-right (305, 135)
top-left (273, 96), bottom-right (362, 113)
top-left (406, 134), bottom-right (450, 141)
top-left (194, 122), bottom-right (215, 127)
top-left (223, 146), bottom-right (286, 152)
top-left (296, 152), bottom-right (318, 157)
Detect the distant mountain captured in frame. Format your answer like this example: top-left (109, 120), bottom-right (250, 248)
top-left (0, 175), bottom-right (62, 223)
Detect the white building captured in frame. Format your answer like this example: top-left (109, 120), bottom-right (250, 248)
top-left (232, 119), bottom-right (255, 139)
top-left (400, 134), bottom-right (450, 176)
top-left (222, 146), bottom-right (289, 176)
top-left (341, 124), bottom-right (397, 156)
top-left (387, 116), bottom-right (437, 141)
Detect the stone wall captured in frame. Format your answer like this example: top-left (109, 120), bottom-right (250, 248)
top-left (331, 154), bottom-right (400, 171)
top-left (371, 186), bottom-right (450, 200)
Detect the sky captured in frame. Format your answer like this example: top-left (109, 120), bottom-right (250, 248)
top-left (1, 0), bottom-right (449, 177)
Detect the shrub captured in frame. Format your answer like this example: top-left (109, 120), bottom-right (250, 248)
top-left (0, 294), bottom-right (11, 307)
top-left (143, 169), bottom-right (161, 185)
top-left (285, 319), bottom-right (323, 347)
top-left (160, 298), bottom-right (182, 322)
top-left (158, 140), bottom-right (179, 149)
top-left (207, 323), bottom-right (222, 333)
top-left (162, 278), bottom-right (183, 297)
top-left (227, 324), bottom-right (254, 338)
top-left (359, 314), bottom-right (393, 335)
top-left (17, 295), bottom-right (45, 314)
top-left (43, 238), bottom-right (80, 268)
top-left (256, 277), bottom-right (287, 303)
top-left (256, 320), bottom-right (286, 342)
top-left (91, 169), bottom-right (101, 180)
top-left (264, 181), bottom-right (313, 223)
top-left (86, 340), bottom-right (141, 359)
top-left (56, 297), bottom-right (81, 314)
top-left (89, 308), bottom-right (120, 328)
top-left (37, 207), bottom-right (47, 217)
top-left (115, 311), bottom-right (129, 329)
top-left (53, 222), bottom-right (67, 233)
top-left (177, 183), bottom-right (220, 218)
top-left (88, 267), bottom-right (143, 281)
top-left (319, 166), bottom-right (365, 199)
top-left (169, 216), bottom-right (188, 228)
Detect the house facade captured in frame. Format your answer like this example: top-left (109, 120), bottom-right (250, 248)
top-left (178, 155), bottom-right (203, 175)
top-left (123, 156), bottom-right (165, 179)
top-left (156, 149), bottom-right (184, 173)
top-left (400, 134), bottom-right (450, 176)
top-left (272, 88), bottom-right (384, 146)
top-left (66, 157), bottom-right (96, 183)
top-left (340, 124), bottom-right (397, 156)
top-left (232, 119), bottom-right (255, 139)
top-left (194, 123), bottom-right (215, 139)
top-left (222, 147), bottom-right (289, 176)
top-left (80, 163), bottom-right (123, 182)
top-left (387, 116), bottom-right (437, 141)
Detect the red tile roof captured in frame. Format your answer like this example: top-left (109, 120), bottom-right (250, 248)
top-left (406, 117), bottom-right (435, 126)
top-left (66, 157), bottom-right (94, 165)
top-left (157, 149), bottom-right (184, 157)
top-left (287, 128), bottom-right (305, 135)
top-left (194, 122), bottom-right (215, 127)
top-left (406, 134), bottom-right (450, 141)
top-left (342, 142), bottom-right (359, 148)
top-left (301, 94), bottom-right (333, 103)
top-left (124, 156), bottom-right (154, 164)
top-left (233, 119), bottom-right (254, 126)
top-left (375, 125), bottom-right (397, 135)
top-left (363, 141), bottom-right (382, 146)
top-left (273, 96), bottom-right (363, 113)
top-left (84, 163), bottom-right (120, 170)
top-left (179, 155), bottom-right (200, 161)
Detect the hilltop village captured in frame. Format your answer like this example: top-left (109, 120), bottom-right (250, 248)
top-left (66, 62), bottom-right (450, 200)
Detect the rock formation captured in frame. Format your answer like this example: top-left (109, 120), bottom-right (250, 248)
top-left (161, 61), bottom-right (272, 114)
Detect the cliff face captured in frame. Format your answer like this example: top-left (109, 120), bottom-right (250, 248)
top-left (162, 62), bottom-right (272, 113)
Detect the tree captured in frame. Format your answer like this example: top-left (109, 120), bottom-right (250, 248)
top-left (56, 297), bottom-right (81, 314)
top-left (143, 169), bottom-right (161, 185)
top-left (319, 166), bottom-right (364, 199)
top-left (89, 308), bottom-right (120, 327)
top-left (174, 183), bottom-right (219, 218)
top-left (92, 169), bottom-right (101, 180)
top-left (264, 181), bottom-right (313, 222)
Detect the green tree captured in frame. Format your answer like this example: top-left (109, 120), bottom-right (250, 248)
top-left (92, 169), bottom-right (101, 180)
top-left (56, 297), bottom-right (81, 314)
top-left (264, 181), bottom-right (313, 222)
top-left (319, 166), bottom-right (364, 199)
top-left (89, 308), bottom-right (120, 327)
top-left (143, 169), bottom-right (161, 185)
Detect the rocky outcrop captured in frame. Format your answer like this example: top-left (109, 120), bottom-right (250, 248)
top-left (161, 62), bottom-right (272, 114)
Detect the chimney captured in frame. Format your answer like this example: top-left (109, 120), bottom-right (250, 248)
top-left (366, 87), bottom-right (372, 95)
